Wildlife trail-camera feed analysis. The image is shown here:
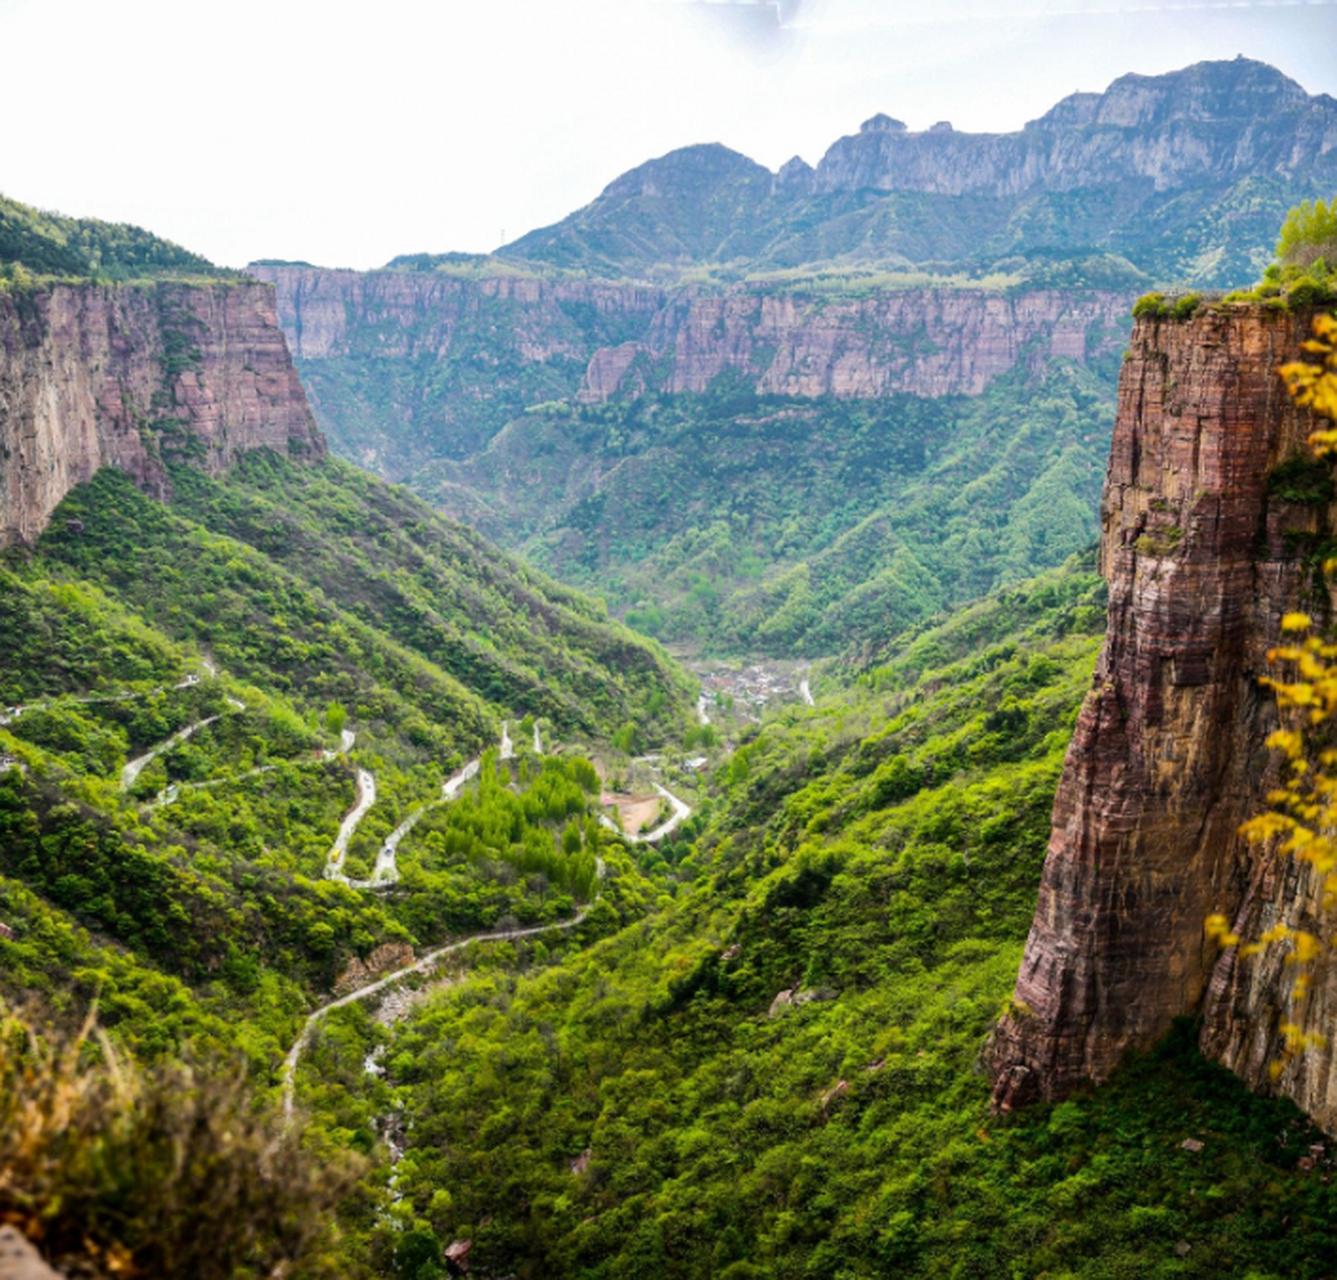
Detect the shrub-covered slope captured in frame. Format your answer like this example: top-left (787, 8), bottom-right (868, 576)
top-left (419, 358), bottom-right (1116, 655)
top-left (339, 557), bottom-right (1337, 1278)
top-left (36, 454), bottom-right (691, 738)
top-left (0, 190), bottom-right (223, 281)
top-left (0, 452), bottom-right (689, 1061)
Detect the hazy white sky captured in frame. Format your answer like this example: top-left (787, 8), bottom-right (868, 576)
top-left (1, 0), bottom-right (1334, 269)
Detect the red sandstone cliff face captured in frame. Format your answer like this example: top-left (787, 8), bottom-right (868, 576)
top-left (636, 287), bottom-right (1130, 400)
top-left (254, 264), bottom-right (1131, 400)
top-left (250, 264), bottom-right (1132, 464)
top-left (249, 266), bottom-right (666, 363)
top-left (989, 304), bottom-right (1337, 1134)
top-left (0, 280), bottom-right (322, 547)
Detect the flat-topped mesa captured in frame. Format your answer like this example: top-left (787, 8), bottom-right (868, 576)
top-left (988, 302), bottom-right (1337, 1135)
top-left (0, 279), bottom-right (323, 548)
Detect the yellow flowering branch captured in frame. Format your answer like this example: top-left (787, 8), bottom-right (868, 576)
top-left (1213, 312), bottom-right (1337, 1073)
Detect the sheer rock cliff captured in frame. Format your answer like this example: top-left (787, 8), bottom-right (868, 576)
top-left (988, 303), bottom-right (1337, 1134)
top-left (249, 263), bottom-right (1132, 474)
top-left (0, 280), bottom-right (323, 547)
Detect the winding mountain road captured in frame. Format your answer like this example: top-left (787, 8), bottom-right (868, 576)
top-left (1, 671), bottom-right (210, 731)
top-left (324, 728), bottom-right (507, 890)
top-left (121, 697), bottom-right (246, 791)
top-left (282, 858), bottom-right (606, 1117)
top-left (324, 769), bottom-right (378, 883)
top-left (150, 724), bottom-right (353, 810)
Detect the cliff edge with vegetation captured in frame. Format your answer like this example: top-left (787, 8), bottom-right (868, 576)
top-left (0, 279), bottom-right (323, 547)
top-left (989, 302), bottom-right (1337, 1134)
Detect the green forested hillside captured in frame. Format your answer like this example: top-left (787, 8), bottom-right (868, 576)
top-left (0, 438), bottom-right (691, 1274)
top-left (7, 523), bottom-right (1334, 1277)
top-left (0, 452), bottom-right (689, 1060)
top-left (37, 455), bottom-right (692, 738)
top-left (420, 359), bottom-right (1116, 655)
top-left (295, 557), bottom-right (1335, 1279)
top-left (0, 191), bottom-right (223, 281)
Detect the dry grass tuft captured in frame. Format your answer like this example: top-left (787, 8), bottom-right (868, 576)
top-left (0, 1004), bottom-right (363, 1279)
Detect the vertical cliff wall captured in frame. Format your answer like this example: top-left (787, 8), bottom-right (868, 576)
top-left (988, 303), bottom-right (1337, 1135)
top-left (0, 280), bottom-right (323, 547)
top-left (249, 263), bottom-right (1133, 476)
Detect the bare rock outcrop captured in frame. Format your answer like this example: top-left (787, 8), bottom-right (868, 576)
top-left (0, 1227), bottom-right (60, 1280)
top-left (988, 303), bottom-right (1337, 1134)
top-left (334, 942), bottom-right (416, 997)
top-left (0, 279), bottom-right (324, 548)
top-left (812, 59), bottom-right (1335, 197)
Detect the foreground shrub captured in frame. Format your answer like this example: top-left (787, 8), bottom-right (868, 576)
top-left (0, 1005), bottom-right (361, 1279)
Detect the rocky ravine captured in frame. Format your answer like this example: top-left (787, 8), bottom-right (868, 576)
top-left (989, 303), bottom-right (1337, 1134)
top-left (0, 279), bottom-right (323, 547)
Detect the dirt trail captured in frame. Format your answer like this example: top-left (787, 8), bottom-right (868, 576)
top-left (600, 783), bottom-right (691, 844)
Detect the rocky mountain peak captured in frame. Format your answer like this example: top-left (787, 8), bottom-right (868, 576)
top-left (773, 154), bottom-right (815, 196)
top-left (598, 142), bottom-right (771, 203)
top-left (814, 56), bottom-right (1333, 196)
top-left (472, 57), bottom-right (1328, 287)
top-left (1029, 56), bottom-right (1312, 131)
top-left (859, 113), bottom-right (907, 134)
top-left (1100, 56), bottom-right (1310, 126)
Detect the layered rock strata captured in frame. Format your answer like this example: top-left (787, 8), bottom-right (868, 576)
top-left (251, 263), bottom-right (1132, 474)
top-left (253, 268), bottom-right (665, 364)
top-left (0, 280), bottom-right (323, 547)
top-left (988, 303), bottom-right (1337, 1134)
top-left (633, 287), bottom-right (1129, 400)
top-left (254, 265), bottom-right (1128, 400)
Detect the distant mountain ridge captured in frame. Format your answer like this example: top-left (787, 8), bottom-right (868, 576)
top-left (483, 57), bottom-right (1335, 286)
top-left (244, 56), bottom-right (1337, 656)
